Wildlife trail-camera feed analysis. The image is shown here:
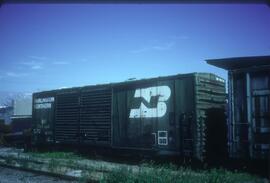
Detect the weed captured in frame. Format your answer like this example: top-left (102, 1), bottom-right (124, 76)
top-left (21, 159), bottom-right (29, 169)
top-left (29, 151), bottom-right (82, 160)
top-left (48, 158), bottom-right (57, 172)
top-left (5, 156), bottom-right (14, 165)
top-left (101, 165), bottom-right (265, 183)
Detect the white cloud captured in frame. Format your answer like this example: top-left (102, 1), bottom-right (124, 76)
top-left (29, 55), bottom-right (47, 60)
top-left (52, 61), bottom-right (70, 65)
top-left (170, 35), bottom-right (189, 40)
top-left (152, 42), bottom-right (175, 50)
top-left (31, 65), bottom-right (42, 70)
top-left (81, 57), bottom-right (95, 62)
top-left (58, 86), bottom-right (68, 89)
top-left (21, 61), bottom-right (43, 70)
top-left (130, 47), bottom-right (149, 54)
top-left (131, 42), bottom-right (175, 53)
top-left (81, 58), bottom-right (88, 62)
top-left (6, 72), bottom-right (28, 77)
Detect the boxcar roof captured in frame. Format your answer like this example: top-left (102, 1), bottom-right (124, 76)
top-left (206, 55), bottom-right (270, 70)
top-left (33, 72), bottom-right (219, 95)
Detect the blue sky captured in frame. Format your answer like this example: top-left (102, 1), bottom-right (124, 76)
top-left (0, 4), bottom-right (270, 92)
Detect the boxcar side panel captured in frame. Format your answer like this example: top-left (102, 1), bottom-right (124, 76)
top-left (155, 80), bottom-right (176, 153)
top-left (112, 79), bottom-right (178, 153)
top-left (32, 72), bottom-right (226, 160)
top-left (55, 89), bottom-right (80, 144)
top-left (80, 87), bottom-right (112, 146)
top-left (32, 91), bottom-right (56, 145)
top-left (175, 76), bottom-right (195, 157)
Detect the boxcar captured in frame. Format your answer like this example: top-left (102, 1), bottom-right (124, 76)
top-left (207, 56), bottom-right (270, 160)
top-left (32, 73), bottom-right (226, 160)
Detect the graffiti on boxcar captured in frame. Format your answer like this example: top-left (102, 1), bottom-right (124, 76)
top-left (129, 86), bottom-right (171, 118)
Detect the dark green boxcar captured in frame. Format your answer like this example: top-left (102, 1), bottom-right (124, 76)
top-left (112, 73), bottom-right (226, 160)
top-left (32, 90), bottom-right (56, 145)
top-left (32, 73), bottom-right (226, 160)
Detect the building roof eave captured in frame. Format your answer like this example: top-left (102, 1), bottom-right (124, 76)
top-left (206, 55), bottom-right (270, 71)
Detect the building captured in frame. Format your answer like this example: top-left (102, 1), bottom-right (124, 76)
top-left (207, 55), bottom-right (270, 159)
top-left (11, 96), bottom-right (32, 133)
top-left (0, 105), bottom-right (13, 124)
top-left (0, 95), bottom-right (32, 131)
top-left (13, 96), bottom-right (32, 118)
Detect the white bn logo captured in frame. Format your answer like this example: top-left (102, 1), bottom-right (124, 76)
top-left (129, 86), bottom-right (171, 118)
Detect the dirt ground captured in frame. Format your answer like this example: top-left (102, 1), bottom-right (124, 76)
top-left (0, 166), bottom-right (78, 183)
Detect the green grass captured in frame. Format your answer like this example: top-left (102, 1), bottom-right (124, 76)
top-left (100, 163), bottom-right (266, 183)
top-left (28, 151), bottom-right (82, 160)
top-left (24, 151), bottom-right (266, 183)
